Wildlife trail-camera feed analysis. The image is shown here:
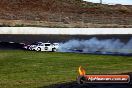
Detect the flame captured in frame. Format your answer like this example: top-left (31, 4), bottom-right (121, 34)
top-left (79, 66), bottom-right (86, 76)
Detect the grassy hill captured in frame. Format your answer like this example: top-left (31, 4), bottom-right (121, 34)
top-left (0, 50), bottom-right (132, 88)
top-left (0, 0), bottom-right (132, 27)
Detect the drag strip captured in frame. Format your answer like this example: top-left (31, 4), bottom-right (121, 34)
top-left (1, 41), bottom-right (132, 56)
top-left (0, 34), bottom-right (131, 43)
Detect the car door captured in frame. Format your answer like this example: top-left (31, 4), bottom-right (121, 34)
top-left (44, 44), bottom-right (51, 51)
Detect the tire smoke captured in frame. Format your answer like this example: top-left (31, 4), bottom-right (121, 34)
top-left (58, 37), bottom-right (132, 54)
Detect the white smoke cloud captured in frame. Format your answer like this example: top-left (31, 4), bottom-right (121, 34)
top-left (58, 37), bottom-right (132, 54)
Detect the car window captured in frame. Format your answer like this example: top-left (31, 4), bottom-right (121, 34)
top-left (39, 44), bottom-right (43, 46)
top-left (32, 43), bottom-right (38, 45)
top-left (45, 44), bottom-right (50, 46)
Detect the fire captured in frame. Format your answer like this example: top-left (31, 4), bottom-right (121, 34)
top-left (79, 66), bottom-right (86, 76)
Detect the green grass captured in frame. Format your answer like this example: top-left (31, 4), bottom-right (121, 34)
top-left (0, 50), bottom-right (132, 88)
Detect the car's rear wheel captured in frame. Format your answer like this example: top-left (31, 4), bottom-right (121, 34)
top-left (36, 47), bottom-right (41, 51)
top-left (52, 48), bottom-right (56, 52)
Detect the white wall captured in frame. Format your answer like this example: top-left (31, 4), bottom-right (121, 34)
top-left (0, 27), bottom-right (132, 35)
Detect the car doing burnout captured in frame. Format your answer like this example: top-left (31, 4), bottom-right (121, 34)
top-left (27, 42), bottom-right (59, 52)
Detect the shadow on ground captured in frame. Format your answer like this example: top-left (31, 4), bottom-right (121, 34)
top-left (39, 73), bottom-right (132, 88)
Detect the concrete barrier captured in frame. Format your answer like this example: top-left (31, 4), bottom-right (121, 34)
top-left (0, 27), bottom-right (132, 35)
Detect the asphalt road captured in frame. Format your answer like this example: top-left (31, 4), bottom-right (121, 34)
top-left (0, 34), bottom-right (132, 43)
top-left (0, 34), bottom-right (132, 50)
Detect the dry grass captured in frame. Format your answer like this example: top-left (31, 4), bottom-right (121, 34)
top-left (0, 0), bottom-right (132, 27)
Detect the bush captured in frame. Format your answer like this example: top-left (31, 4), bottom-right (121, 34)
top-left (118, 6), bottom-right (131, 13)
top-left (14, 24), bottom-right (25, 27)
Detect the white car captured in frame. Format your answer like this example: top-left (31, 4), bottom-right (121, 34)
top-left (28, 42), bottom-right (43, 50)
top-left (31, 42), bottom-right (59, 52)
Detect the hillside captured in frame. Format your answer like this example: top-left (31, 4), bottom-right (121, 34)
top-left (0, 0), bottom-right (82, 20)
top-left (0, 0), bottom-right (132, 27)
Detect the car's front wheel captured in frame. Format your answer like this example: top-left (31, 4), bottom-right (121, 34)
top-left (36, 47), bottom-right (41, 51)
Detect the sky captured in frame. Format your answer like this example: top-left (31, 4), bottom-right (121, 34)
top-left (83, 0), bottom-right (132, 5)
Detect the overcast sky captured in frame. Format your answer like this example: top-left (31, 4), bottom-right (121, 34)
top-left (83, 0), bottom-right (132, 5)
